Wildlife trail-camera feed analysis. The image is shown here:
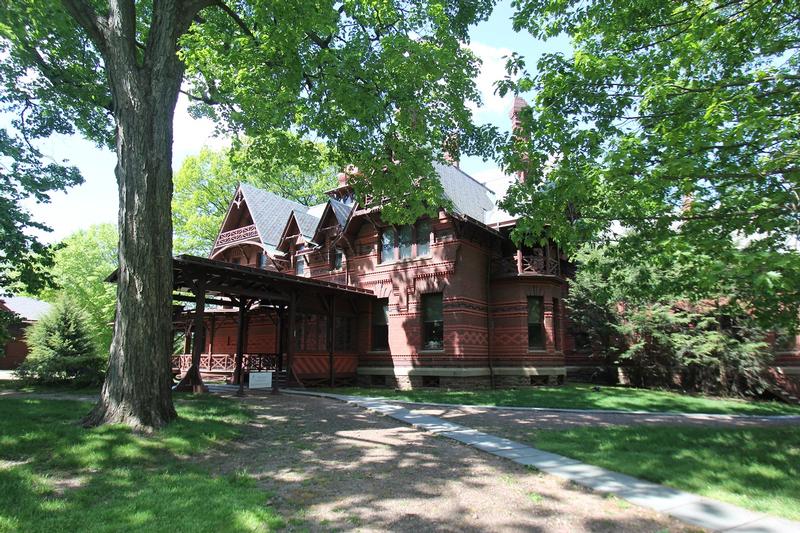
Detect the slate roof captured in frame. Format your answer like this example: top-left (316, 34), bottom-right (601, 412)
top-left (329, 198), bottom-right (353, 226)
top-left (0, 296), bottom-right (51, 322)
top-left (292, 210), bottom-right (323, 240)
top-left (433, 162), bottom-right (498, 222)
top-left (238, 183), bottom-right (308, 247)
top-left (238, 163), bottom-right (511, 251)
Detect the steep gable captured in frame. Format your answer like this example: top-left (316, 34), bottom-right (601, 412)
top-left (239, 183), bottom-right (308, 248)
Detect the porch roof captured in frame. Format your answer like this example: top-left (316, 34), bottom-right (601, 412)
top-left (109, 254), bottom-right (375, 303)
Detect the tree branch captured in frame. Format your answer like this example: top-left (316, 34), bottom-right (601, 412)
top-left (60, 0), bottom-right (108, 50)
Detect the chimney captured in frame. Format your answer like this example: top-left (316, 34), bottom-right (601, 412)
top-left (443, 135), bottom-right (460, 168)
top-left (509, 96), bottom-right (530, 182)
top-left (337, 171), bottom-right (348, 187)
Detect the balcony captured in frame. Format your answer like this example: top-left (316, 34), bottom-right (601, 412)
top-left (492, 252), bottom-right (562, 278)
top-left (214, 224), bottom-right (259, 248)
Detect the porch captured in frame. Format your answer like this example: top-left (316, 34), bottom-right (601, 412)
top-left (162, 254), bottom-right (375, 393)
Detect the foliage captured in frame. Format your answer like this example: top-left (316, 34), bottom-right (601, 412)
top-left (179, 0), bottom-right (499, 224)
top-left (173, 140), bottom-right (336, 255)
top-left (499, 0), bottom-right (800, 327)
top-left (0, 396), bottom-right (285, 532)
top-left (0, 130), bottom-right (83, 293)
top-left (566, 244), bottom-right (775, 396)
top-left (15, 297), bottom-right (105, 386)
top-left (35, 224), bottom-right (117, 356)
top-left (0, 308), bottom-right (21, 357)
top-left (533, 425), bottom-right (800, 520)
top-left (327, 384), bottom-right (800, 416)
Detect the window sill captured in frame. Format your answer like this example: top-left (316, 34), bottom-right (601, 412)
top-left (419, 349), bottom-right (445, 354)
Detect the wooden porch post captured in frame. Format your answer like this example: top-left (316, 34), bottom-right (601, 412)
top-left (235, 298), bottom-right (249, 396)
top-left (287, 291), bottom-right (297, 385)
top-left (329, 294), bottom-right (336, 387)
top-left (175, 275), bottom-right (207, 392)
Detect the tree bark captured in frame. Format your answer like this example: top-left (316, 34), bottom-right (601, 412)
top-left (80, 0), bottom-right (203, 431)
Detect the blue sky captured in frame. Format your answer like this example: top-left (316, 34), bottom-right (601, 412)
top-left (22, 0), bottom-right (570, 243)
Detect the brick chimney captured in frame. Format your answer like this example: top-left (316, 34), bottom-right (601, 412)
top-left (509, 96), bottom-right (530, 182)
top-left (337, 171), bottom-right (348, 186)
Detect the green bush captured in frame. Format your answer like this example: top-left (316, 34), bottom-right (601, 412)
top-left (15, 297), bottom-right (105, 386)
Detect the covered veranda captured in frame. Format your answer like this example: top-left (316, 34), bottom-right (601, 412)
top-left (168, 255), bottom-right (375, 393)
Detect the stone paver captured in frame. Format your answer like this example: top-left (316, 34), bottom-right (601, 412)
top-left (284, 389), bottom-right (800, 533)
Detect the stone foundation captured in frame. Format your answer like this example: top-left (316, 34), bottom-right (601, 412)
top-left (356, 366), bottom-right (566, 390)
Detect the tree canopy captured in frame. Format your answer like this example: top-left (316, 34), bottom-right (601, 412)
top-left (0, 130), bottom-right (83, 293)
top-left (499, 0), bottom-right (800, 326)
top-left (173, 140), bottom-right (336, 255)
top-left (37, 224), bottom-right (118, 357)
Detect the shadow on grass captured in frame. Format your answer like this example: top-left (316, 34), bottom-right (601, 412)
top-left (0, 397), bottom-right (284, 532)
top-left (532, 425), bottom-right (800, 520)
top-left (326, 384), bottom-right (800, 416)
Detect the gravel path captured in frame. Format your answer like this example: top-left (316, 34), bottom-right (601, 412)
top-left (208, 392), bottom-right (697, 532)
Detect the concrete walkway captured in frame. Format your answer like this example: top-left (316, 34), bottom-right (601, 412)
top-left (283, 389), bottom-right (800, 533)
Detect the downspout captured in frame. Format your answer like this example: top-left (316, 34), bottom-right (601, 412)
top-left (487, 251), bottom-right (495, 389)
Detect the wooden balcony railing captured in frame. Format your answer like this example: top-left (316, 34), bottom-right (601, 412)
top-left (491, 253), bottom-right (561, 277)
top-left (214, 224), bottom-right (259, 248)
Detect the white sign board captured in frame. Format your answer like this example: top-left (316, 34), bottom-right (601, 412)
top-left (249, 371), bottom-right (272, 389)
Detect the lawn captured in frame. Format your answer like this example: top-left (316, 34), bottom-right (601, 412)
top-left (326, 384), bottom-right (800, 416)
top-left (531, 425), bottom-right (800, 520)
top-left (0, 395), bottom-right (284, 532)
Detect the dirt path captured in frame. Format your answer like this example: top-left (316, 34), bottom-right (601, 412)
top-left (208, 392), bottom-right (697, 532)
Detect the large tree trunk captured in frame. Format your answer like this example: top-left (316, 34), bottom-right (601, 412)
top-left (82, 1), bottom-right (191, 430)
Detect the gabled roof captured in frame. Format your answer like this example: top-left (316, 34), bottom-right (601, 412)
top-left (434, 162), bottom-right (497, 223)
top-left (293, 210), bottom-right (322, 241)
top-left (0, 296), bottom-right (51, 322)
top-left (310, 198), bottom-right (354, 243)
top-left (239, 183), bottom-right (308, 247)
top-left (329, 198), bottom-right (352, 227)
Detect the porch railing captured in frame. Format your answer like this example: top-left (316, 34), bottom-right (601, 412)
top-left (171, 353), bottom-right (281, 374)
top-left (491, 254), bottom-right (561, 277)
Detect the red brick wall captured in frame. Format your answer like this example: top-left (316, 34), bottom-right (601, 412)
top-left (0, 323), bottom-right (30, 370)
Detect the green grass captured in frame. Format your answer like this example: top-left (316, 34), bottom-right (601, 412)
top-left (325, 384), bottom-right (800, 416)
top-left (0, 379), bottom-right (99, 394)
top-left (0, 396), bottom-right (284, 532)
top-left (531, 425), bottom-right (800, 520)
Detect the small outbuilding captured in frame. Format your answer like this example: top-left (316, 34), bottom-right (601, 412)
top-left (0, 296), bottom-right (51, 370)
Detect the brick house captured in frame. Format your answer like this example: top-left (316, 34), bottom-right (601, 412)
top-left (0, 296), bottom-right (51, 370)
top-left (173, 99), bottom-right (800, 392)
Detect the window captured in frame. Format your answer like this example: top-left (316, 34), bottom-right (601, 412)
top-left (422, 293), bottom-right (444, 350)
top-left (257, 252), bottom-right (268, 269)
top-left (231, 257), bottom-right (240, 265)
top-left (295, 313), bottom-right (327, 351)
top-left (295, 256), bottom-right (305, 275)
top-left (381, 228), bottom-right (396, 263)
top-left (332, 248), bottom-right (343, 270)
top-left (528, 296), bottom-right (544, 350)
top-left (553, 298), bottom-right (561, 351)
top-left (371, 299), bottom-right (389, 351)
top-left (334, 316), bottom-right (356, 351)
top-left (416, 219), bottom-right (431, 257)
top-left (399, 225), bottom-right (413, 259)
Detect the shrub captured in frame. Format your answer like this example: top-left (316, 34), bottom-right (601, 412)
top-left (15, 297), bottom-right (105, 386)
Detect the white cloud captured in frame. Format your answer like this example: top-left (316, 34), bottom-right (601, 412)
top-left (466, 41), bottom-right (515, 124)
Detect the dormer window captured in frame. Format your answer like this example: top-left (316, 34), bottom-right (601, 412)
top-left (295, 256), bottom-right (305, 276)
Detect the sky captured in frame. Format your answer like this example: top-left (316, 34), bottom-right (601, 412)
top-left (21, 0), bottom-right (570, 244)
